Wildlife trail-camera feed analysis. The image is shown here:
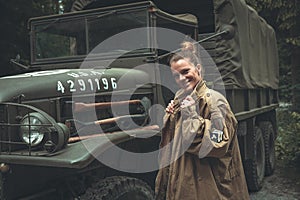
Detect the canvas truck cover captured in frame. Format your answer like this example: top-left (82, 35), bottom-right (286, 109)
top-left (70, 0), bottom-right (279, 89)
top-left (214, 0), bottom-right (279, 89)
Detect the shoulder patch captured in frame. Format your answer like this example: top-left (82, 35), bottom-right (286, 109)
top-left (210, 129), bottom-right (224, 143)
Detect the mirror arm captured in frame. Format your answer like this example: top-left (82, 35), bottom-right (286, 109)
top-left (156, 25), bottom-right (235, 61)
top-left (10, 59), bottom-right (30, 70)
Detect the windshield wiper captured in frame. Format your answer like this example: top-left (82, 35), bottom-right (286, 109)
top-left (87, 10), bottom-right (117, 22)
top-left (96, 10), bottom-right (117, 18)
top-left (34, 18), bottom-right (61, 33)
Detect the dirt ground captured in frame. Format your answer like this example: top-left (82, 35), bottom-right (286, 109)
top-left (249, 161), bottom-right (300, 200)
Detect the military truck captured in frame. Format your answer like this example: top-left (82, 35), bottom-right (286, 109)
top-left (0, 0), bottom-right (279, 199)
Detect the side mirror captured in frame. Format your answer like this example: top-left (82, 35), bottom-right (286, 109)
top-left (10, 54), bottom-right (29, 71)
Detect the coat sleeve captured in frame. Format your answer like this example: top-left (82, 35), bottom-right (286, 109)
top-left (181, 102), bottom-right (237, 158)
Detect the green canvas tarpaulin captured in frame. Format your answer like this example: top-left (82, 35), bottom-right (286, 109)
top-left (214, 0), bottom-right (279, 89)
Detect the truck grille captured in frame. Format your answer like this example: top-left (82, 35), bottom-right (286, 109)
top-left (60, 93), bottom-right (152, 140)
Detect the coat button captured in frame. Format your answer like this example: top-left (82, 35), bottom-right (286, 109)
top-left (207, 93), bottom-right (210, 97)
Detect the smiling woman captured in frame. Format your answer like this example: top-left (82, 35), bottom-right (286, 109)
top-left (170, 54), bottom-right (202, 95)
top-left (155, 42), bottom-right (250, 200)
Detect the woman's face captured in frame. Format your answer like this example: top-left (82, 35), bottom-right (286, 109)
top-left (170, 58), bottom-right (202, 94)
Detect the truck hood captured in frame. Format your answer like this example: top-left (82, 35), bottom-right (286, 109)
top-left (0, 68), bottom-right (150, 102)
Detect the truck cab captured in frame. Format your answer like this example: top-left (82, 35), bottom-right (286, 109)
top-left (0, 2), bottom-right (199, 199)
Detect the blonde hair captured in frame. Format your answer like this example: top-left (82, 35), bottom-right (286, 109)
top-left (181, 41), bottom-right (196, 53)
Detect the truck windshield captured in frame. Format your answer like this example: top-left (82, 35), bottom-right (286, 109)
top-left (32, 9), bottom-right (149, 61)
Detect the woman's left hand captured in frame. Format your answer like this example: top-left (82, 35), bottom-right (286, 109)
top-left (180, 95), bottom-right (195, 108)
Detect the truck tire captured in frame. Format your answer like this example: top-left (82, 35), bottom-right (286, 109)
top-left (71, 0), bottom-right (94, 11)
top-left (80, 176), bottom-right (154, 200)
top-left (244, 126), bottom-right (265, 192)
top-left (260, 121), bottom-right (276, 176)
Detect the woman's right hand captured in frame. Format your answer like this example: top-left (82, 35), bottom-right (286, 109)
top-left (165, 100), bottom-right (175, 114)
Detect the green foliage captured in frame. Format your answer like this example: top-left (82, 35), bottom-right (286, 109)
top-left (277, 38), bottom-right (292, 102)
top-left (245, 0), bottom-right (300, 49)
top-left (0, 0), bottom-right (71, 76)
top-left (278, 67), bottom-right (292, 102)
top-left (286, 36), bottom-right (300, 46)
top-left (60, 0), bottom-right (75, 13)
top-left (276, 108), bottom-right (300, 165)
top-left (247, 0), bottom-right (299, 33)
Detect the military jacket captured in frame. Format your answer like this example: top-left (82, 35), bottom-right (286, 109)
top-left (155, 81), bottom-right (250, 200)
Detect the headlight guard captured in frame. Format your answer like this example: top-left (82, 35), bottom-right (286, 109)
top-left (0, 103), bottom-right (70, 154)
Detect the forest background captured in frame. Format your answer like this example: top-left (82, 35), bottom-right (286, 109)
top-left (0, 0), bottom-right (299, 166)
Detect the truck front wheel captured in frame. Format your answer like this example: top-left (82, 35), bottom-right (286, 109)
top-left (244, 126), bottom-right (265, 192)
top-left (80, 176), bottom-right (154, 200)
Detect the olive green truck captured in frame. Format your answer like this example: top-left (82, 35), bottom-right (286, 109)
top-left (0, 0), bottom-right (279, 199)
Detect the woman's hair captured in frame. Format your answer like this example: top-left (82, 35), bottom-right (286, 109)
top-left (169, 41), bottom-right (202, 67)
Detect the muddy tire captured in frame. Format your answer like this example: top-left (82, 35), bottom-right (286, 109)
top-left (71, 0), bottom-right (94, 11)
top-left (260, 121), bottom-right (276, 176)
top-left (80, 176), bottom-right (154, 200)
top-left (244, 126), bottom-right (265, 192)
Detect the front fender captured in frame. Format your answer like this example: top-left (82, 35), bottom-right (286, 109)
top-left (0, 127), bottom-right (160, 169)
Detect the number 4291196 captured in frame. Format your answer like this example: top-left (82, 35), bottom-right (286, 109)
top-left (57, 77), bottom-right (117, 94)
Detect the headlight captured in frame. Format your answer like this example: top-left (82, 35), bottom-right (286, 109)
top-left (20, 112), bottom-right (70, 153)
top-left (20, 113), bottom-right (48, 146)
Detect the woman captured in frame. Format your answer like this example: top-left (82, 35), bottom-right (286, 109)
top-left (155, 42), bottom-right (250, 200)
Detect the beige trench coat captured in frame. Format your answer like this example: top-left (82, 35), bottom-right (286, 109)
top-left (155, 81), bottom-right (249, 200)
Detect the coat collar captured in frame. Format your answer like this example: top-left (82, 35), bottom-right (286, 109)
top-left (175, 80), bottom-right (208, 102)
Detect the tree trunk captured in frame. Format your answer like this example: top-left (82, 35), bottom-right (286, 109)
top-left (291, 47), bottom-right (300, 112)
top-left (291, 18), bottom-right (300, 113)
